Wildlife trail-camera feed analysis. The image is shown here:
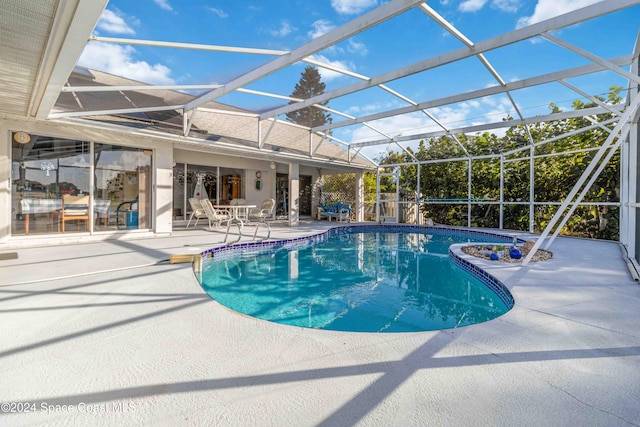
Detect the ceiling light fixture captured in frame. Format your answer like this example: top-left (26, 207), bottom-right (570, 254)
top-left (13, 131), bottom-right (31, 144)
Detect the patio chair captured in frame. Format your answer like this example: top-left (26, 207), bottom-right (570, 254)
top-left (319, 202), bottom-right (352, 222)
top-left (116, 196), bottom-right (138, 229)
top-left (200, 198), bottom-right (231, 230)
top-left (249, 198), bottom-right (275, 223)
top-left (187, 197), bottom-right (207, 228)
top-left (317, 205), bottom-right (331, 221)
top-left (61, 194), bottom-right (90, 232)
top-left (327, 203), bottom-right (352, 223)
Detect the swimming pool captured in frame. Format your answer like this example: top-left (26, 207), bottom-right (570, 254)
top-left (198, 226), bottom-right (514, 332)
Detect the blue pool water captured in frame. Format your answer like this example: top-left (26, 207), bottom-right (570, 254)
top-left (199, 228), bottom-right (513, 332)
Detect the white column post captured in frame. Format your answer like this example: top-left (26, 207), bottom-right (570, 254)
top-left (376, 169), bottom-right (380, 223)
top-left (355, 170), bottom-right (364, 222)
top-left (629, 120), bottom-right (638, 260)
top-left (625, 56), bottom-right (639, 260)
top-left (395, 167), bottom-right (400, 224)
top-left (529, 146), bottom-right (535, 232)
top-left (499, 155), bottom-right (504, 229)
top-left (288, 162), bottom-right (299, 227)
top-left (467, 158), bottom-right (472, 228)
top-left (89, 141), bottom-right (95, 233)
top-left (417, 161), bottom-right (421, 225)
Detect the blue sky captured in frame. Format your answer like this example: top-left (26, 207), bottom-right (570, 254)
top-left (77, 0), bottom-right (639, 159)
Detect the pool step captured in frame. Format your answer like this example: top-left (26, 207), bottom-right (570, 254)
top-left (169, 254), bottom-right (203, 272)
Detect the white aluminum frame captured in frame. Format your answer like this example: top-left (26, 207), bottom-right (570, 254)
top-left (10, 0), bottom-right (640, 260)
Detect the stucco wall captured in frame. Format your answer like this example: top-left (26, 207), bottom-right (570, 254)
top-left (1, 118), bottom-right (335, 245)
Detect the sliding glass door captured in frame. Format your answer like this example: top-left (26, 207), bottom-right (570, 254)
top-left (94, 143), bottom-right (153, 231)
top-left (11, 132), bottom-right (153, 236)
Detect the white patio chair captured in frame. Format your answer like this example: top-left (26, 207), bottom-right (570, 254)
top-left (200, 198), bottom-right (231, 230)
top-left (248, 198), bottom-right (275, 223)
top-left (187, 197), bottom-right (207, 228)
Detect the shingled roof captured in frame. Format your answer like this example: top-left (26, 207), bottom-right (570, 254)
top-left (53, 67), bottom-right (372, 168)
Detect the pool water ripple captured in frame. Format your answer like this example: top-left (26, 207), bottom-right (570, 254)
top-left (198, 226), bottom-right (514, 332)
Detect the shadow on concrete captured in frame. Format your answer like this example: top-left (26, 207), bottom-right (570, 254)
top-left (5, 338), bottom-right (639, 425)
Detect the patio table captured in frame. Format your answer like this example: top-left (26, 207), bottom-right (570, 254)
top-left (215, 204), bottom-right (256, 227)
top-left (20, 198), bottom-right (111, 234)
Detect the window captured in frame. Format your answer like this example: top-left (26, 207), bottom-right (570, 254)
top-left (11, 132), bottom-right (153, 235)
top-left (94, 144), bottom-right (152, 231)
top-left (11, 134), bottom-right (90, 235)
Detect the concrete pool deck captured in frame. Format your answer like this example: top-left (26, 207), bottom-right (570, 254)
top-left (1, 222), bottom-right (639, 426)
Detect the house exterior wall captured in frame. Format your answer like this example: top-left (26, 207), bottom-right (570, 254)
top-left (0, 117), bottom-right (357, 247)
top-left (174, 149), bottom-right (279, 208)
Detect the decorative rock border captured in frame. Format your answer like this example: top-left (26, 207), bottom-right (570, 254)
top-left (461, 243), bottom-right (552, 263)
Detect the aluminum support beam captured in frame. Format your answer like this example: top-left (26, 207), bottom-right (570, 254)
top-left (184, 0), bottom-right (425, 112)
top-left (541, 33), bottom-right (640, 86)
top-left (467, 159), bottom-right (472, 228)
top-left (312, 56), bottom-right (630, 135)
top-left (544, 138), bottom-right (623, 249)
top-left (348, 106), bottom-right (614, 148)
top-left (34, 0), bottom-right (109, 119)
top-left (529, 146), bottom-right (535, 233)
top-left (262, 1), bottom-right (637, 121)
top-left (522, 95), bottom-right (640, 265)
top-left (499, 155), bottom-right (504, 229)
top-left (415, 163), bottom-right (421, 225)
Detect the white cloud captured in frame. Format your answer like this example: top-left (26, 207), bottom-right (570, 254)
top-left (459, 0), bottom-right (489, 12)
top-left (353, 114), bottom-right (436, 143)
top-left (348, 39), bottom-right (368, 56)
top-left (153, 0), bottom-right (173, 12)
top-left (459, 0), bottom-right (521, 13)
top-left (308, 20), bottom-right (335, 39)
top-left (97, 9), bottom-right (135, 35)
top-left (78, 43), bottom-right (175, 85)
top-left (468, 99), bottom-right (482, 109)
top-left (309, 54), bottom-right (356, 81)
top-left (479, 97), bottom-right (514, 121)
top-left (345, 97), bottom-right (518, 158)
top-left (429, 104), bottom-right (475, 127)
top-left (348, 113), bottom-right (437, 159)
top-left (207, 8), bottom-right (228, 18)
top-left (345, 100), bottom-right (402, 116)
top-left (270, 21), bottom-right (296, 37)
top-left (492, 0), bottom-right (520, 13)
top-left (331, 0), bottom-right (377, 15)
top-left (516, 0), bottom-right (601, 28)
top-left (351, 100), bottom-right (511, 142)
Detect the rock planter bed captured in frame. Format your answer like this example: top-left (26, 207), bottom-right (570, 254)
top-left (461, 240), bottom-right (552, 263)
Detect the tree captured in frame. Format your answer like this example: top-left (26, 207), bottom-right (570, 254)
top-left (286, 66), bottom-right (332, 128)
top-left (371, 87), bottom-right (623, 239)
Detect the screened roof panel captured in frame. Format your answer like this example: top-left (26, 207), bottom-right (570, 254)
top-left (385, 57), bottom-right (500, 102)
top-left (1, 0), bottom-right (638, 169)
